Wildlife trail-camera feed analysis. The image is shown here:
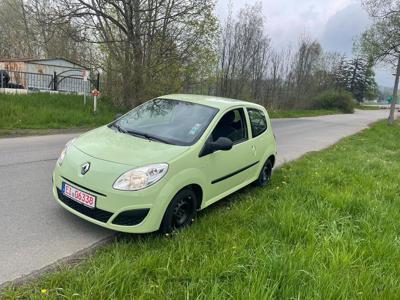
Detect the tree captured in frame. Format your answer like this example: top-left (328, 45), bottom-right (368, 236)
top-left (0, 0), bottom-right (95, 68)
top-left (0, 0), bottom-right (37, 57)
top-left (217, 3), bottom-right (271, 101)
top-left (361, 0), bottom-right (400, 124)
top-left (333, 55), bottom-right (378, 102)
top-left (333, 56), bottom-right (351, 90)
top-left (363, 0), bottom-right (400, 18)
top-left (347, 57), bottom-right (378, 102)
top-left (25, 0), bottom-right (93, 63)
top-left (292, 38), bottom-right (322, 102)
top-left (216, 3), bottom-right (344, 109)
top-left (58, 0), bottom-right (218, 107)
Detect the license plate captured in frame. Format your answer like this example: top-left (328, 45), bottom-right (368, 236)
top-left (62, 182), bottom-right (96, 209)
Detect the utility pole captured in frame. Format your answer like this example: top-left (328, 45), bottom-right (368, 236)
top-left (388, 55), bottom-right (400, 124)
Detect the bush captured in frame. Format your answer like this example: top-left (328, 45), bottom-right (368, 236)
top-left (312, 90), bottom-right (355, 113)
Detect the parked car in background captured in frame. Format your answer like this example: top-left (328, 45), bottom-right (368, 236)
top-left (0, 70), bottom-right (24, 89)
top-left (53, 94), bottom-right (277, 233)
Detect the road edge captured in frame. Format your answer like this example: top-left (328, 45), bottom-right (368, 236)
top-left (0, 128), bottom-right (92, 139)
top-left (0, 235), bottom-right (117, 291)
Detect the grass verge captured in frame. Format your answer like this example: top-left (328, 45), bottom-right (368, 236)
top-left (2, 120), bottom-right (400, 299)
top-left (0, 128), bottom-right (92, 138)
top-left (356, 104), bottom-right (381, 110)
top-left (268, 109), bottom-right (342, 118)
top-left (0, 93), bottom-right (343, 135)
top-left (0, 93), bottom-right (121, 130)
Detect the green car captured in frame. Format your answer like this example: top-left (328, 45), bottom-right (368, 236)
top-left (53, 94), bottom-right (277, 233)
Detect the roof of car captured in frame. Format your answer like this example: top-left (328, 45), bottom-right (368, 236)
top-left (160, 94), bottom-right (263, 110)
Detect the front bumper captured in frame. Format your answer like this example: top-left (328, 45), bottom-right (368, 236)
top-left (52, 180), bottom-right (163, 233)
top-left (52, 146), bottom-right (172, 233)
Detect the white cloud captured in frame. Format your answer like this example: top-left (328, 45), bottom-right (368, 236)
top-left (216, 0), bottom-right (356, 48)
top-left (320, 3), bottom-right (371, 55)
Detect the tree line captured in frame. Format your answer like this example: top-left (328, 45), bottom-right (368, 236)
top-left (0, 0), bottom-right (391, 110)
top-left (214, 4), bottom-right (378, 109)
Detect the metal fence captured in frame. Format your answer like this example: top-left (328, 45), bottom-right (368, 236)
top-left (0, 70), bottom-right (93, 94)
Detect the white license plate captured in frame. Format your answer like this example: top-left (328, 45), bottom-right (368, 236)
top-left (62, 182), bottom-right (96, 209)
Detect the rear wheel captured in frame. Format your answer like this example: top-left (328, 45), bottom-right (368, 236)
top-left (253, 158), bottom-right (273, 187)
top-left (160, 189), bottom-right (197, 234)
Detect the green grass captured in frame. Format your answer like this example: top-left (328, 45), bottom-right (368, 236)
top-left (3, 120), bottom-right (400, 299)
top-left (0, 93), bottom-right (121, 130)
top-left (356, 104), bottom-right (381, 110)
top-left (268, 109), bottom-right (342, 118)
top-left (0, 93), bottom-right (343, 133)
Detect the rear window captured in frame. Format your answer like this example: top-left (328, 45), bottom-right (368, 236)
top-left (248, 108), bottom-right (267, 137)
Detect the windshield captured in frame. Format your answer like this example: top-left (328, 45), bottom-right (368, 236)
top-left (112, 98), bottom-right (218, 146)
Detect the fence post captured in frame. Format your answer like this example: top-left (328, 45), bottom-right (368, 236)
top-left (53, 72), bottom-right (58, 91)
top-left (96, 73), bottom-right (100, 90)
top-left (94, 95), bottom-right (97, 113)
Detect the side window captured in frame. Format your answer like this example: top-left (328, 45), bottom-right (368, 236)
top-left (212, 108), bottom-right (248, 144)
top-left (248, 108), bottom-right (267, 138)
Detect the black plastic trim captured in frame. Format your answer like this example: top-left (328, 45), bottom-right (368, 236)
top-left (211, 161), bottom-right (259, 184)
top-left (61, 176), bottom-right (107, 197)
top-left (112, 209), bottom-right (150, 226)
top-left (57, 188), bottom-right (112, 223)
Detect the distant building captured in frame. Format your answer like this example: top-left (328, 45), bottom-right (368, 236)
top-left (0, 58), bottom-right (91, 94)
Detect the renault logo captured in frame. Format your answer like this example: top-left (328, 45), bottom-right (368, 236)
top-left (81, 162), bottom-right (91, 175)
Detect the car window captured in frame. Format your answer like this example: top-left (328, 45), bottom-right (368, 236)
top-left (248, 108), bottom-right (267, 138)
top-left (211, 108), bottom-right (248, 143)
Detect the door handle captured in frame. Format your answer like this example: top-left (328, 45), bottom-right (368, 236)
top-left (251, 145), bottom-right (256, 155)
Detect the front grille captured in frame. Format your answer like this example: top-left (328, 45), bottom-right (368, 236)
top-left (112, 209), bottom-right (150, 226)
top-left (57, 188), bottom-right (113, 223)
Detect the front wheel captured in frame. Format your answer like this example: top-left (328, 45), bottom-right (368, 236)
top-left (253, 159), bottom-right (273, 187)
top-left (160, 189), bottom-right (197, 234)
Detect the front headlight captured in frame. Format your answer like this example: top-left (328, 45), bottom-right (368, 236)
top-left (113, 163), bottom-right (169, 191)
top-left (57, 138), bottom-right (76, 166)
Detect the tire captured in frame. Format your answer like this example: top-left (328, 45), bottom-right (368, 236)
top-left (160, 189), bottom-right (197, 234)
top-left (0, 70), bottom-right (10, 85)
top-left (253, 158), bottom-right (273, 187)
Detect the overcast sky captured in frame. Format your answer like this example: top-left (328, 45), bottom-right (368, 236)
top-left (215, 0), bottom-right (394, 87)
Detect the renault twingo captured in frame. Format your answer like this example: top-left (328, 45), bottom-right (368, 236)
top-left (53, 94), bottom-right (277, 233)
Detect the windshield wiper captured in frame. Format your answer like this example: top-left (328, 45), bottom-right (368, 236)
top-left (111, 123), bottom-right (172, 144)
top-left (125, 129), bottom-right (172, 145)
top-left (111, 123), bottom-right (128, 133)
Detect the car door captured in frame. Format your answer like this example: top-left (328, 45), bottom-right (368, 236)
top-left (246, 107), bottom-right (272, 170)
top-left (199, 107), bottom-right (259, 204)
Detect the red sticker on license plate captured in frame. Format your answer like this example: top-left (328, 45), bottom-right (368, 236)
top-left (62, 182), bottom-right (96, 208)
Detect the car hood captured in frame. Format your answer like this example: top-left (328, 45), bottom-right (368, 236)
top-left (73, 126), bottom-right (190, 166)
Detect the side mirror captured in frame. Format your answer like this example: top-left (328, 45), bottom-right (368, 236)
top-left (200, 137), bottom-right (233, 157)
top-left (115, 113), bottom-right (123, 120)
top-left (212, 137), bottom-right (233, 151)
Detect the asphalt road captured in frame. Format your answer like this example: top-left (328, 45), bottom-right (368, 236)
top-left (0, 109), bottom-right (391, 285)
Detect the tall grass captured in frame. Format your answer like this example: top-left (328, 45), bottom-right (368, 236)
top-left (0, 93), bottom-right (348, 133)
top-left (0, 93), bottom-right (121, 129)
top-left (2, 121), bottom-right (400, 299)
